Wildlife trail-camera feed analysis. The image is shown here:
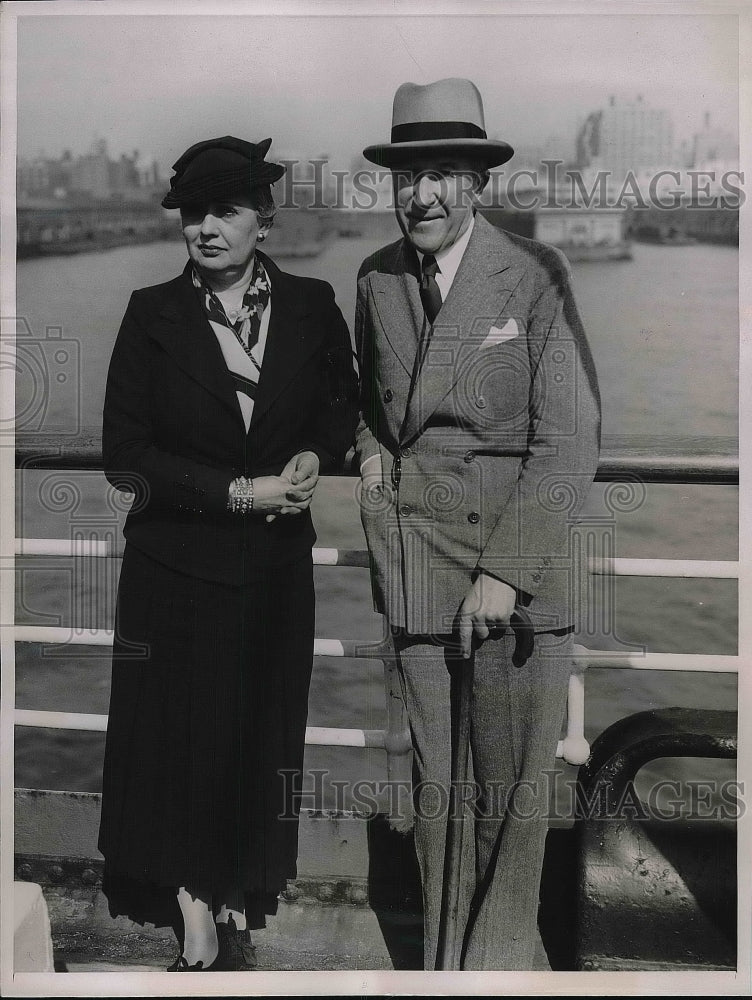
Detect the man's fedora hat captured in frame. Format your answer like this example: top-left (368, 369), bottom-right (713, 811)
top-left (363, 78), bottom-right (514, 168)
top-left (161, 136), bottom-right (286, 209)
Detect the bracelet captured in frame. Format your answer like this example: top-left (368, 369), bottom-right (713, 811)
top-left (227, 476), bottom-right (254, 514)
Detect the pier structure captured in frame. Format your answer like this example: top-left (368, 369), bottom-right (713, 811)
top-left (16, 199), bottom-right (173, 259)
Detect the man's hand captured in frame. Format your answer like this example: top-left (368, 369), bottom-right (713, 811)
top-left (263, 451), bottom-right (320, 523)
top-left (358, 453), bottom-right (390, 512)
top-left (458, 573), bottom-right (517, 659)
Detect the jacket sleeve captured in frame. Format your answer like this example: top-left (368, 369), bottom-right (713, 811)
top-left (476, 250), bottom-right (601, 597)
top-left (296, 282), bottom-right (359, 474)
top-left (353, 273), bottom-right (383, 471)
top-left (102, 292), bottom-right (235, 515)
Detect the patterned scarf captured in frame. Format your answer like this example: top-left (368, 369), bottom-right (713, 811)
top-left (192, 256), bottom-right (270, 366)
top-left (192, 257), bottom-right (271, 429)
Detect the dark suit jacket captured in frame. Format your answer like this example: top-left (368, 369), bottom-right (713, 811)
top-left (103, 253), bottom-right (358, 584)
top-left (354, 213), bottom-right (601, 633)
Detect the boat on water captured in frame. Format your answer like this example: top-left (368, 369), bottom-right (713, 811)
top-left (9, 431), bottom-right (738, 977)
top-left (632, 226), bottom-right (699, 246)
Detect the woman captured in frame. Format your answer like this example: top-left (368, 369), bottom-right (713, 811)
top-left (98, 135), bottom-right (358, 971)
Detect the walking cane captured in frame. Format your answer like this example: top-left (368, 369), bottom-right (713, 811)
top-left (434, 607), bottom-right (535, 970)
top-left (435, 648), bottom-right (474, 971)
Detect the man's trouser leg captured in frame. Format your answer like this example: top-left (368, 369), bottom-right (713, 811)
top-left (391, 631), bottom-right (475, 972)
top-left (393, 629), bottom-right (573, 971)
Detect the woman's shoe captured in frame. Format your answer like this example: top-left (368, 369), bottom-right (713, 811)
top-left (166, 954), bottom-right (209, 971)
top-left (213, 914), bottom-right (258, 971)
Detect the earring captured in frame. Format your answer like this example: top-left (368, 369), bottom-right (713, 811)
top-left (257, 231), bottom-right (267, 242)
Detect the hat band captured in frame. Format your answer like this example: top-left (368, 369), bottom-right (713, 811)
top-left (390, 120), bottom-right (487, 143)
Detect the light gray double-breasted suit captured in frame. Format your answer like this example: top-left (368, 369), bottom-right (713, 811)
top-left (355, 212), bottom-right (600, 635)
top-left (355, 212), bottom-right (601, 970)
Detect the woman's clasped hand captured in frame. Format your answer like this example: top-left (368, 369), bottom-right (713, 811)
top-left (254, 450), bottom-right (320, 522)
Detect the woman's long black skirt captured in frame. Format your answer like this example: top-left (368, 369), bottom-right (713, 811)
top-left (98, 543), bottom-right (314, 930)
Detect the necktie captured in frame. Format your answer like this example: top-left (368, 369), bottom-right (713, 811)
top-left (420, 254), bottom-right (442, 325)
top-left (400, 254), bottom-right (441, 447)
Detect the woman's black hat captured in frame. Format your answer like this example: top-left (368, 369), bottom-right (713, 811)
top-left (161, 136), bottom-right (286, 209)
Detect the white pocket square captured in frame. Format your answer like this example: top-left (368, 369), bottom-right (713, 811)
top-left (480, 318), bottom-right (519, 349)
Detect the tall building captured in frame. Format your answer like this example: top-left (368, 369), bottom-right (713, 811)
top-left (18, 140), bottom-right (161, 203)
top-left (575, 95), bottom-right (674, 179)
top-left (691, 112), bottom-right (738, 169)
top-left (71, 138), bottom-right (110, 199)
top-left (510, 134), bottom-right (575, 174)
top-left (17, 156), bottom-right (51, 198)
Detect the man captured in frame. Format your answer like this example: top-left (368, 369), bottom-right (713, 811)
top-left (354, 78), bottom-right (601, 970)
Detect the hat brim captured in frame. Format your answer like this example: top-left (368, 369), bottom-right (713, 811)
top-left (363, 138), bottom-right (514, 168)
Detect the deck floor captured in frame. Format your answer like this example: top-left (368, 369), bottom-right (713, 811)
top-left (60, 947), bottom-right (393, 973)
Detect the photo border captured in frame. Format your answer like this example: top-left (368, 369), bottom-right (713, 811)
top-left (1, 0), bottom-right (749, 995)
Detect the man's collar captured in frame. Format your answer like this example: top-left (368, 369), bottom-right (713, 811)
top-left (415, 213), bottom-right (475, 284)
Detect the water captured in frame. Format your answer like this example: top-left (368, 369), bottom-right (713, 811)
top-left (14, 230), bottom-right (738, 808)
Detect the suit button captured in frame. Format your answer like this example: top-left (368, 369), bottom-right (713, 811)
top-left (401, 447), bottom-right (411, 458)
top-left (476, 396), bottom-right (487, 408)
top-left (464, 450), bottom-right (475, 463)
top-left (399, 503), bottom-right (412, 517)
top-left (532, 572), bottom-right (542, 583)
top-left (384, 389), bottom-right (393, 402)
top-left (468, 511), bottom-right (480, 524)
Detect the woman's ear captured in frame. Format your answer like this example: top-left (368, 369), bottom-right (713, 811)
top-left (257, 222), bottom-right (272, 243)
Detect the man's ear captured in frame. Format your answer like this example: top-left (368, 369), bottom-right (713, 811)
top-left (473, 169), bottom-right (491, 197)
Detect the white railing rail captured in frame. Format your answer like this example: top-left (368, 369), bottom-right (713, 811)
top-left (13, 543), bottom-right (739, 767)
top-left (14, 537), bottom-right (740, 579)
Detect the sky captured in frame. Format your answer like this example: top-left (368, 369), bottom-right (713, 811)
top-left (13, 4), bottom-right (741, 173)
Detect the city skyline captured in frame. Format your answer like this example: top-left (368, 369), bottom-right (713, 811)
top-left (17, 92), bottom-right (738, 173)
top-left (14, 8), bottom-right (739, 175)
top-left (17, 97), bottom-right (740, 210)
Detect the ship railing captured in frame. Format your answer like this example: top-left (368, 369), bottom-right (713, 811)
top-left (12, 439), bottom-right (739, 772)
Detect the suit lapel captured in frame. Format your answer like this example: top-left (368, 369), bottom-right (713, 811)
top-left (400, 214), bottom-right (526, 444)
top-left (249, 253), bottom-right (324, 427)
top-left (369, 241), bottom-right (424, 376)
top-left (152, 264), bottom-right (244, 425)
